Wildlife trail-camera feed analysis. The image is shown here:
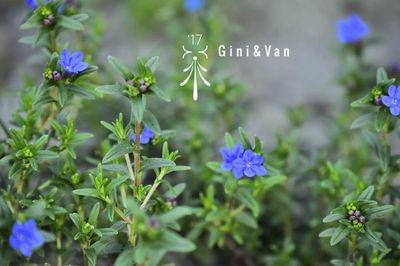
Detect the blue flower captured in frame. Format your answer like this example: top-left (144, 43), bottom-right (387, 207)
top-left (382, 85), bottom-right (400, 116)
top-left (9, 219), bottom-right (45, 257)
top-left (58, 49), bottom-right (88, 75)
top-left (184, 0), bottom-right (205, 12)
top-left (336, 14), bottom-right (369, 43)
top-left (26, 0), bottom-right (51, 9)
top-left (131, 125), bottom-right (155, 144)
top-left (220, 144), bottom-right (244, 171)
top-left (231, 150), bottom-right (267, 179)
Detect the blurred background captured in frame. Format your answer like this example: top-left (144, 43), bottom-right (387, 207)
top-left (2, 1), bottom-right (400, 265)
top-left (1, 0), bottom-right (400, 147)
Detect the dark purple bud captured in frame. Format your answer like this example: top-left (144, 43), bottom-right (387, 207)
top-left (43, 19), bottom-right (51, 26)
top-left (165, 197), bottom-right (177, 207)
top-left (127, 79), bottom-right (134, 86)
top-left (349, 215), bottom-right (356, 221)
top-left (52, 71), bottom-right (62, 81)
top-left (140, 84), bottom-right (147, 92)
top-left (48, 14), bottom-right (55, 21)
top-left (147, 216), bottom-right (160, 228)
top-left (375, 97), bottom-right (382, 106)
top-left (354, 210), bottom-right (360, 217)
top-left (359, 216), bottom-right (366, 223)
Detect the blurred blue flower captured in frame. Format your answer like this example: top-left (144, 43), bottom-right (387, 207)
top-left (336, 14), bottom-right (369, 43)
top-left (232, 150), bottom-right (267, 179)
top-left (26, 0), bottom-right (51, 9)
top-left (220, 144), bottom-right (244, 171)
top-left (9, 219), bottom-right (45, 257)
top-left (184, 0), bottom-right (205, 12)
top-left (131, 125), bottom-right (155, 144)
top-left (59, 49), bottom-right (88, 75)
top-left (382, 85), bottom-right (400, 116)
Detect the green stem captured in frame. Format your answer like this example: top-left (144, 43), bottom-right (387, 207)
top-left (348, 234), bottom-right (357, 263)
top-left (56, 230), bottom-right (62, 266)
top-left (134, 122), bottom-right (141, 187)
top-left (140, 171), bottom-right (165, 210)
top-left (124, 154), bottom-right (135, 182)
top-left (50, 30), bottom-right (57, 52)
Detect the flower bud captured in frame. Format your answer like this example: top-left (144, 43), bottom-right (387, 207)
top-left (359, 216), bottom-right (366, 223)
top-left (147, 216), bottom-right (160, 229)
top-left (52, 71), bottom-right (62, 81)
top-left (354, 210), bottom-right (360, 217)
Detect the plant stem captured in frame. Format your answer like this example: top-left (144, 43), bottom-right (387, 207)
top-left (50, 30), bottom-right (57, 52)
top-left (140, 170), bottom-right (166, 210)
top-left (134, 122), bottom-right (141, 187)
top-left (348, 234), bottom-right (357, 263)
top-left (56, 230), bottom-right (62, 266)
top-left (124, 154), bottom-right (135, 182)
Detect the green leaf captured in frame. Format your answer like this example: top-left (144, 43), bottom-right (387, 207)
top-left (224, 132), bottom-right (235, 148)
top-left (262, 175), bottom-right (287, 189)
top-left (34, 135), bottom-right (49, 150)
top-left (58, 15), bottom-right (84, 31)
top-left (164, 183), bottom-right (186, 198)
top-left (72, 188), bottom-right (102, 199)
top-left (364, 225), bottom-right (390, 252)
top-left (323, 213), bottom-right (345, 223)
top-left (378, 145), bottom-right (390, 172)
top-left (98, 228), bottom-right (118, 237)
top-left (102, 142), bottom-right (134, 163)
top-left (319, 228), bottom-right (336, 238)
top-left (157, 231), bottom-right (196, 253)
top-left (20, 13), bottom-right (40, 29)
top-left (69, 213), bottom-right (83, 230)
top-left (131, 95), bottom-right (146, 122)
top-left (234, 189), bottom-right (260, 217)
top-left (375, 109), bottom-right (389, 132)
top-left (143, 111), bottom-right (161, 134)
top-left (96, 84), bottom-right (123, 96)
top-left (206, 162), bottom-right (223, 173)
top-left (350, 93), bottom-right (374, 108)
top-left (114, 249), bottom-right (135, 266)
top-left (85, 248), bottom-right (97, 266)
top-left (366, 205), bottom-right (394, 219)
top-left (238, 127), bottom-right (252, 149)
top-left (108, 56), bottom-right (133, 80)
top-left (164, 165), bottom-right (191, 175)
top-left (330, 225), bottom-right (350, 246)
top-left (88, 203), bottom-right (100, 226)
top-left (224, 174), bottom-right (237, 195)
top-left (141, 158), bottom-right (175, 172)
top-left (69, 13), bottom-right (89, 22)
top-left (350, 113), bottom-right (373, 129)
top-left (158, 207), bottom-right (192, 224)
top-left (107, 175), bottom-right (129, 192)
top-left (358, 185), bottom-right (374, 200)
top-left (145, 56), bottom-right (160, 72)
top-left (36, 150), bottom-right (59, 160)
top-left (151, 86), bottom-right (170, 102)
top-left (376, 67), bottom-right (389, 83)
top-left (234, 212), bottom-right (258, 229)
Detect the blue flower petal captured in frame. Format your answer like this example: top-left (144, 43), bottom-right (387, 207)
top-left (381, 95), bottom-right (392, 107)
top-left (390, 106), bottom-right (400, 116)
top-left (253, 165), bottom-right (268, 176)
top-left (244, 167), bottom-right (256, 177)
top-left (388, 85), bottom-right (397, 98)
